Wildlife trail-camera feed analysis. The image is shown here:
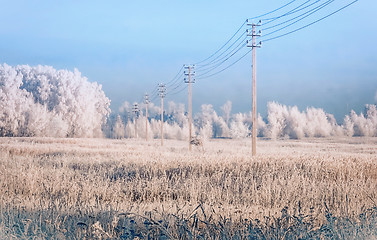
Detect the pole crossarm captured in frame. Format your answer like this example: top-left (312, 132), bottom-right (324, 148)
top-left (132, 103), bottom-right (140, 117)
top-left (144, 93), bottom-right (150, 104)
top-left (158, 83), bottom-right (166, 98)
top-left (246, 19), bottom-right (262, 48)
top-left (184, 65), bottom-right (196, 83)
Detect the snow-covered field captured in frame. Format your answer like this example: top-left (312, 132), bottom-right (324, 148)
top-left (1, 137), bottom-right (376, 238)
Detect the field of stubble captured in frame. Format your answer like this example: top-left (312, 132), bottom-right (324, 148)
top-left (0, 137), bottom-right (376, 239)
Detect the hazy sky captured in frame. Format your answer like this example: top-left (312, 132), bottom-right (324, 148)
top-left (0, 0), bottom-right (376, 121)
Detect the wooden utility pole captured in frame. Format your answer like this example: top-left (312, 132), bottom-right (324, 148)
top-left (247, 19), bottom-right (261, 156)
top-left (158, 83), bottom-right (166, 146)
top-left (184, 65), bottom-right (195, 151)
top-left (144, 94), bottom-right (149, 141)
top-left (132, 103), bottom-right (139, 138)
top-left (188, 66), bottom-right (192, 151)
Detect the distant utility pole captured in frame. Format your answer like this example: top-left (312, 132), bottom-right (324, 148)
top-left (144, 94), bottom-right (149, 141)
top-left (159, 83), bottom-right (166, 146)
top-left (132, 103), bottom-right (139, 138)
top-left (247, 19), bottom-right (261, 157)
top-left (184, 64), bottom-right (195, 151)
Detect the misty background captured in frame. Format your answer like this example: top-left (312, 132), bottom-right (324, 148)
top-left (1, 64), bottom-right (376, 139)
top-left (0, 0), bottom-right (376, 122)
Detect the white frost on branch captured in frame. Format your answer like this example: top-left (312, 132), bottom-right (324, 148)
top-left (118, 100), bottom-right (377, 140)
top-left (345, 105), bottom-right (377, 137)
top-left (0, 64), bottom-right (110, 137)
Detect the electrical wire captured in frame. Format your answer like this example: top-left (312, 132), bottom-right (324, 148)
top-left (192, 1), bottom-right (303, 74)
top-left (150, 92), bottom-right (160, 102)
top-left (166, 72), bottom-right (184, 89)
top-left (196, 35), bottom-right (248, 73)
top-left (167, 85), bottom-right (188, 97)
top-left (251, 0), bottom-right (299, 20)
top-left (195, 0), bottom-right (301, 67)
top-left (263, 0), bottom-right (358, 42)
top-left (194, 20), bottom-right (246, 65)
top-left (168, 80), bottom-right (185, 92)
top-left (147, 83), bottom-right (161, 101)
top-left (138, 95), bottom-right (144, 104)
top-left (197, 48), bottom-right (252, 80)
top-left (142, 0), bottom-right (357, 103)
top-left (262, 0), bottom-right (334, 33)
top-left (149, 83), bottom-right (159, 94)
top-left (196, 42), bottom-right (247, 78)
top-left (165, 65), bottom-right (184, 86)
top-left (196, 33), bottom-right (247, 69)
top-left (144, 1), bottom-right (310, 97)
top-left (262, 0), bottom-right (318, 25)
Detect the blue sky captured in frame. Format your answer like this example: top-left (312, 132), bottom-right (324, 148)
top-left (0, 0), bottom-right (376, 121)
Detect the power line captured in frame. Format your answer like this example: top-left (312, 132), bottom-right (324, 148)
top-left (191, 2), bottom-right (305, 79)
top-left (196, 42), bottom-right (247, 78)
top-left (196, 33), bottom-right (247, 69)
top-left (197, 37), bottom-right (247, 73)
top-left (197, 48), bottom-right (252, 80)
top-left (166, 71), bottom-right (184, 88)
top-left (165, 72), bottom-right (185, 96)
top-left (150, 87), bottom-right (158, 96)
top-left (166, 65), bottom-right (184, 86)
top-left (168, 80), bottom-right (185, 93)
top-left (141, 1), bottom-right (317, 102)
top-left (194, 20), bottom-right (246, 65)
top-left (140, 0), bottom-right (358, 116)
top-left (261, 0), bottom-right (335, 33)
top-left (251, 0), bottom-right (299, 20)
top-left (193, 1), bottom-right (300, 67)
top-left (262, 0), bottom-right (319, 25)
top-left (150, 91), bottom-right (160, 103)
top-left (138, 95), bottom-right (144, 104)
top-left (148, 83), bottom-right (160, 99)
top-left (167, 84), bottom-right (188, 96)
top-left (263, 0), bottom-right (358, 42)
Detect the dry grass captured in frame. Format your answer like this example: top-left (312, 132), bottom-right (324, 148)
top-left (0, 137), bottom-right (377, 239)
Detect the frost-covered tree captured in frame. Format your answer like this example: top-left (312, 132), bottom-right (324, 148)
top-left (0, 64), bottom-right (110, 137)
top-left (113, 115), bottom-right (125, 139)
top-left (343, 115), bottom-right (354, 137)
top-left (345, 105), bottom-right (377, 137)
top-left (229, 113), bottom-right (250, 139)
top-left (221, 100), bottom-right (232, 125)
top-left (265, 102), bottom-right (341, 139)
top-left (167, 101), bottom-right (186, 126)
top-left (114, 98), bottom-right (377, 140)
top-left (257, 114), bottom-right (268, 137)
top-left (195, 104), bottom-right (230, 139)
